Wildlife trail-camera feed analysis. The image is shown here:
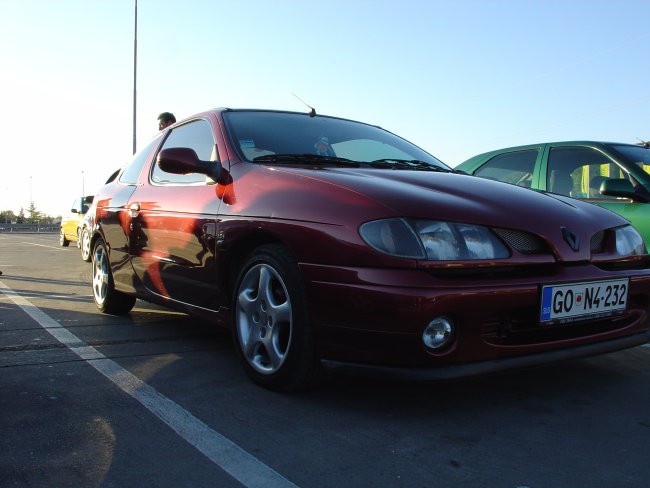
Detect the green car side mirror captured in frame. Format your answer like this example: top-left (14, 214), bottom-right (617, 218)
top-left (601, 178), bottom-right (650, 203)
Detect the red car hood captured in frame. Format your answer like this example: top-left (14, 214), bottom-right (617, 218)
top-left (258, 166), bottom-right (628, 261)
top-left (270, 166), bottom-right (621, 225)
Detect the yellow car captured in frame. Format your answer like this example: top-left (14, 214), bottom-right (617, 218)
top-left (59, 195), bottom-right (93, 247)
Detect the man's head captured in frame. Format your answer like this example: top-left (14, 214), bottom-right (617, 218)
top-left (158, 112), bottom-right (176, 130)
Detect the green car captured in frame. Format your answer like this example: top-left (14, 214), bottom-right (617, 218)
top-left (457, 141), bottom-right (650, 244)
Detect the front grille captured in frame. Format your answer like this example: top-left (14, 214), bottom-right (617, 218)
top-left (590, 231), bottom-right (605, 253)
top-left (482, 314), bottom-right (626, 345)
top-left (493, 228), bottom-right (549, 254)
top-left (479, 300), bottom-right (644, 346)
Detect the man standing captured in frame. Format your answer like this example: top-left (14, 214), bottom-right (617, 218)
top-left (157, 112), bottom-right (176, 130)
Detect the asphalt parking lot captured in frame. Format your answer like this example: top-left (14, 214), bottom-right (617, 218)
top-left (1, 233), bottom-right (649, 488)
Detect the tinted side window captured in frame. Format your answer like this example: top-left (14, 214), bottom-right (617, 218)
top-left (474, 150), bottom-right (538, 188)
top-left (120, 137), bottom-right (161, 185)
top-left (547, 147), bottom-right (624, 199)
top-left (152, 120), bottom-right (217, 184)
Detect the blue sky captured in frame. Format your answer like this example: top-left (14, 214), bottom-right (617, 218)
top-left (1, 0), bottom-right (648, 215)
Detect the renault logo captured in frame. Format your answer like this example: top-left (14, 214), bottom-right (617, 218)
top-left (562, 227), bottom-right (580, 252)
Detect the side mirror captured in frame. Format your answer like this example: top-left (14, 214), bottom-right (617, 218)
top-left (157, 147), bottom-right (223, 182)
top-left (71, 208), bottom-right (79, 214)
top-left (600, 178), bottom-right (650, 203)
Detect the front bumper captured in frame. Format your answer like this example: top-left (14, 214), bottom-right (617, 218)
top-left (321, 331), bottom-right (650, 381)
top-left (301, 262), bottom-right (650, 369)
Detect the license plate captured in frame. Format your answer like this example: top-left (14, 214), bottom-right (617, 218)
top-left (540, 278), bottom-right (629, 323)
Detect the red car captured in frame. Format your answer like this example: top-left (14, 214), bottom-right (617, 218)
top-left (89, 108), bottom-right (650, 391)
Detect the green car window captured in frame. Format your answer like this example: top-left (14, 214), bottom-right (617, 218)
top-left (474, 150), bottom-right (538, 188)
top-left (547, 147), bottom-right (625, 199)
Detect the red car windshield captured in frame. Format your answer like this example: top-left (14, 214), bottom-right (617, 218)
top-left (223, 110), bottom-right (449, 170)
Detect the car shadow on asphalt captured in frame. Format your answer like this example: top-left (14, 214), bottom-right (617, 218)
top-left (0, 273), bottom-right (90, 288)
top-left (3, 291), bottom-right (647, 420)
top-left (302, 350), bottom-right (650, 418)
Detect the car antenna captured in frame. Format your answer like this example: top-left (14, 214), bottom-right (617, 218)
top-left (292, 92), bottom-right (316, 117)
top-left (636, 138), bottom-right (650, 148)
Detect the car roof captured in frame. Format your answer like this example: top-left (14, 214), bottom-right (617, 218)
top-left (177, 107), bottom-right (385, 130)
top-left (462, 140), bottom-right (641, 164)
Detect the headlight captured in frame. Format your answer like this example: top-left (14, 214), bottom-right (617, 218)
top-left (614, 225), bottom-right (646, 256)
top-left (359, 218), bottom-right (510, 260)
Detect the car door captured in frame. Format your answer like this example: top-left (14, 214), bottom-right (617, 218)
top-left (62, 197), bottom-right (83, 239)
top-left (98, 136), bottom-right (163, 293)
top-left (128, 118), bottom-right (224, 310)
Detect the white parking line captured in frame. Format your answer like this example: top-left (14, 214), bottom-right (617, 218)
top-left (21, 241), bottom-right (69, 251)
top-left (0, 279), bottom-right (299, 488)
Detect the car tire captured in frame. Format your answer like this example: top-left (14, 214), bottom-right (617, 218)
top-left (59, 229), bottom-right (70, 247)
top-left (81, 228), bottom-right (92, 262)
top-left (76, 228), bottom-right (82, 249)
top-left (233, 244), bottom-right (317, 392)
top-left (92, 239), bottom-right (136, 315)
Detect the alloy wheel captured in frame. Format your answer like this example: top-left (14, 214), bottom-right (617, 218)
top-left (236, 263), bottom-right (293, 375)
top-left (92, 245), bottom-right (109, 305)
top-left (81, 229), bottom-right (91, 261)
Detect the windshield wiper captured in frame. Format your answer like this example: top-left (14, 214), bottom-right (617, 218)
top-left (253, 153), bottom-right (360, 167)
top-left (368, 159), bottom-right (453, 172)
top-left (252, 154), bottom-right (458, 173)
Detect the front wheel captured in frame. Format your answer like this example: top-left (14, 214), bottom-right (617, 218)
top-left (59, 229), bottom-right (70, 247)
top-left (92, 239), bottom-right (136, 315)
top-left (233, 244), bottom-right (317, 391)
top-left (80, 228), bottom-right (92, 262)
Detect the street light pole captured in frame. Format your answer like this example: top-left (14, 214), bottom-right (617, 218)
top-left (132, 0), bottom-right (138, 155)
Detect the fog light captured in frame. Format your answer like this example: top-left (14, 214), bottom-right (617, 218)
top-left (422, 317), bottom-right (453, 350)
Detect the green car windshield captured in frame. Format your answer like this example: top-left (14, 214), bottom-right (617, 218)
top-left (609, 144), bottom-right (650, 185)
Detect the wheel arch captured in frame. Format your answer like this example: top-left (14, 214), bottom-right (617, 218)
top-left (89, 227), bottom-right (106, 260)
top-left (229, 235), bottom-right (317, 391)
top-left (223, 229), bottom-right (296, 298)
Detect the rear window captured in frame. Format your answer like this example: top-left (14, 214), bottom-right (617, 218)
top-left (474, 150), bottom-right (538, 188)
top-left (120, 137), bottom-right (161, 185)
